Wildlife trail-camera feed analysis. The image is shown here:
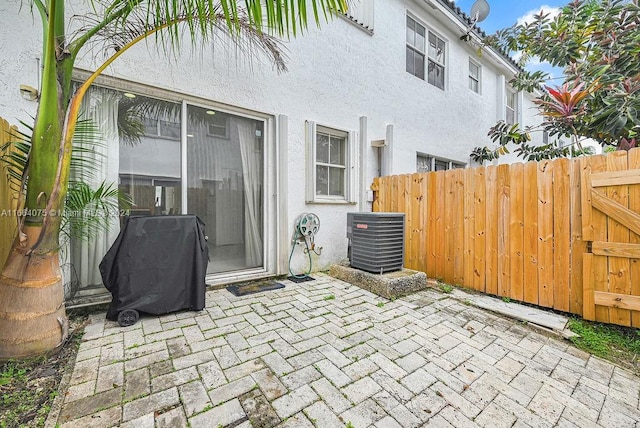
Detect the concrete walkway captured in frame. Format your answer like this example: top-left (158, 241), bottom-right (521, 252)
top-left (50, 274), bottom-right (640, 427)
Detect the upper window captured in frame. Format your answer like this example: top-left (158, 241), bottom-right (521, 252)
top-left (406, 16), bottom-right (446, 90)
top-left (506, 88), bottom-right (517, 125)
top-left (143, 116), bottom-right (180, 140)
top-left (469, 59), bottom-right (480, 94)
top-left (427, 32), bottom-right (446, 90)
top-left (206, 112), bottom-right (230, 138)
top-left (306, 122), bottom-right (356, 203)
top-left (417, 153), bottom-right (465, 172)
top-left (406, 16), bottom-right (426, 80)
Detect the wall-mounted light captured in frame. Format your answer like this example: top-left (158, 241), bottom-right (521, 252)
top-left (206, 110), bottom-right (216, 115)
top-left (19, 85), bottom-right (39, 101)
top-left (123, 92), bottom-right (137, 98)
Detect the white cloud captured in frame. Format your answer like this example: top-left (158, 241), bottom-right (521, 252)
top-left (516, 5), bottom-right (561, 26)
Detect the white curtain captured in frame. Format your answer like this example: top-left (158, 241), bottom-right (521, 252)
top-left (237, 121), bottom-right (263, 267)
top-left (70, 87), bottom-right (120, 288)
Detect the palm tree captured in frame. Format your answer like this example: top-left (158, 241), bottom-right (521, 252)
top-left (0, 0), bottom-right (346, 359)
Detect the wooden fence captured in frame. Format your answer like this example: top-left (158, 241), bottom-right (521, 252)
top-left (372, 149), bottom-right (640, 327)
top-left (0, 118), bottom-right (20, 267)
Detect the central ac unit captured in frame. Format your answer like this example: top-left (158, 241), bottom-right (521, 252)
top-left (347, 212), bottom-right (405, 274)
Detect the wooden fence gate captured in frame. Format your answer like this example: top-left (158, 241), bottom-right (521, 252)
top-left (582, 150), bottom-right (640, 327)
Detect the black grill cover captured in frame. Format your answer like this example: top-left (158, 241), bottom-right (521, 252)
top-left (100, 215), bottom-right (209, 321)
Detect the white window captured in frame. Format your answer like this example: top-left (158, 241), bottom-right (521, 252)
top-left (469, 59), bottom-right (480, 93)
top-left (306, 122), bottom-right (357, 203)
top-left (506, 88), bottom-right (517, 125)
top-left (206, 112), bottom-right (230, 138)
top-left (142, 116), bottom-right (181, 140)
top-left (406, 16), bottom-right (426, 80)
top-left (417, 153), bottom-right (465, 172)
top-left (427, 32), bottom-right (446, 90)
top-left (406, 15), bottom-right (446, 90)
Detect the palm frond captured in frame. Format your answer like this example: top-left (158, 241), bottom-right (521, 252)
top-left (74, 1), bottom-right (291, 72)
top-left (62, 181), bottom-right (132, 242)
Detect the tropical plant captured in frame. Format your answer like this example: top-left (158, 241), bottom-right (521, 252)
top-left (0, 0), bottom-right (346, 359)
top-left (472, 0), bottom-right (640, 162)
top-left (1, 119), bottom-right (131, 243)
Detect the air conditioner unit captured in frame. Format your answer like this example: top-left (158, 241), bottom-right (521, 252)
top-left (347, 212), bottom-right (405, 274)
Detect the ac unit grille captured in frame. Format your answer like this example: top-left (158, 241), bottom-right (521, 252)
top-left (349, 212), bottom-right (405, 273)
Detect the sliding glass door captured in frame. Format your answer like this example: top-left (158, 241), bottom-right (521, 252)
top-left (70, 85), bottom-right (267, 299)
top-left (186, 104), bottom-right (265, 274)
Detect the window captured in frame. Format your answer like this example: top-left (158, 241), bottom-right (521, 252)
top-left (143, 116), bottom-right (181, 140)
top-left (206, 112), bottom-right (230, 138)
top-left (469, 59), bottom-right (480, 93)
top-left (506, 88), bottom-right (517, 125)
top-left (316, 127), bottom-right (347, 197)
top-left (406, 16), bottom-right (426, 80)
top-left (417, 153), bottom-right (465, 172)
top-left (306, 122), bottom-right (356, 203)
top-left (428, 32), bottom-right (446, 90)
top-left (406, 16), bottom-right (446, 90)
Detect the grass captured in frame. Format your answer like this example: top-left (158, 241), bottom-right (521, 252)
top-left (568, 318), bottom-right (640, 373)
top-left (502, 296), bottom-right (511, 303)
top-left (376, 302), bottom-right (385, 308)
top-left (323, 295), bottom-right (335, 301)
top-left (439, 284), bottom-right (453, 294)
top-left (0, 356), bottom-right (58, 428)
top-left (0, 312), bottom-right (86, 428)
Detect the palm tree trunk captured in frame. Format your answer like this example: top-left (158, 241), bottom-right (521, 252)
top-left (0, 225), bottom-right (66, 360)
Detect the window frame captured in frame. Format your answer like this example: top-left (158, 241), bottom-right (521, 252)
top-left (142, 116), bottom-right (181, 141)
top-left (305, 121), bottom-right (357, 204)
top-left (416, 153), bottom-right (465, 172)
top-left (206, 113), bottom-right (230, 139)
top-left (427, 31), bottom-right (446, 90)
top-left (406, 15), bottom-right (426, 80)
top-left (468, 59), bottom-right (481, 94)
top-left (405, 14), bottom-right (447, 90)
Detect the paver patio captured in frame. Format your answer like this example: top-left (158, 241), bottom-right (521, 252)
top-left (50, 274), bottom-right (640, 427)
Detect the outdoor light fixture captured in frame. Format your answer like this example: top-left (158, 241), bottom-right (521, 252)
top-left (19, 85), bottom-right (39, 101)
top-left (206, 110), bottom-right (216, 115)
top-left (123, 92), bottom-right (137, 98)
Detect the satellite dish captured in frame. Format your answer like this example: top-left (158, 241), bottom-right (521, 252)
top-left (470, 0), bottom-right (490, 24)
top-left (461, 0), bottom-right (490, 41)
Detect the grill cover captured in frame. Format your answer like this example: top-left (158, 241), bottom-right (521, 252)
top-left (100, 215), bottom-right (209, 321)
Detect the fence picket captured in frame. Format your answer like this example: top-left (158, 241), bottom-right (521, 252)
top-left (497, 164), bottom-right (511, 298)
top-left (485, 165), bottom-right (499, 296)
top-left (553, 158), bottom-right (571, 312)
top-left (570, 157), bottom-right (585, 315)
top-left (473, 167), bottom-right (486, 292)
top-left (537, 160), bottom-right (554, 307)
top-left (509, 162), bottom-right (524, 302)
top-left (523, 161), bottom-right (539, 305)
top-left (463, 167), bottom-right (475, 287)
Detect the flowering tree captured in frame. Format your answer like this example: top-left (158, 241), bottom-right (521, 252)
top-left (472, 0), bottom-right (640, 162)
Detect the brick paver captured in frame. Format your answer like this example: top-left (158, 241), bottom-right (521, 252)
top-left (51, 274), bottom-right (640, 427)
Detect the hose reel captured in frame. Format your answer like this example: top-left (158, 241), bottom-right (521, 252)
top-left (289, 213), bottom-right (323, 278)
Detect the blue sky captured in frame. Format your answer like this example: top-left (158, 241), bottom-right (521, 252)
top-left (454, 0), bottom-right (570, 82)
top-left (453, 0), bottom-right (568, 33)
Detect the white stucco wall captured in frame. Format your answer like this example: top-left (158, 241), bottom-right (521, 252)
top-left (0, 0), bottom-right (541, 278)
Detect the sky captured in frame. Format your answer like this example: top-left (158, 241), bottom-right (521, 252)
top-left (453, 0), bottom-right (569, 82)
